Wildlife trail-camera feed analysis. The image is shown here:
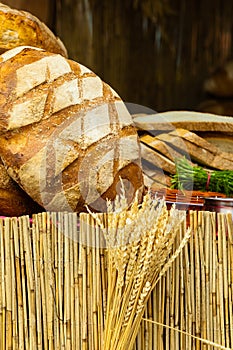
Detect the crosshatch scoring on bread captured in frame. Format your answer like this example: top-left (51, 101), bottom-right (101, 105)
top-left (0, 46), bottom-right (144, 213)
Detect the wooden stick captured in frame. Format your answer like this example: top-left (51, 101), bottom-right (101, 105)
top-left (21, 215), bottom-right (37, 349)
top-left (183, 212), bottom-right (192, 350)
top-left (0, 219), bottom-right (6, 350)
top-left (189, 210), bottom-right (196, 349)
top-left (50, 212), bottom-right (58, 350)
top-left (226, 213), bottom-right (233, 348)
top-left (45, 212), bottom-right (55, 350)
top-left (217, 213), bottom-right (226, 347)
top-left (221, 214), bottom-right (230, 348)
top-left (10, 218), bottom-right (18, 350)
top-left (174, 233), bottom-right (180, 349)
top-left (193, 210), bottom-right (201, 349)
top-left (4, 219), bottom-right (13, 350)
top-left (164, 252), bottom-right (171, 350)
top-left (160, 277), bottom-right (166, 350)
top-left (18, 217), bottom-right (30, 350)
top-left (68, 213), bottom-right (75, 350)
top-left (37, 213), bottom-right (48, 350)
top-left (58, 212), bottom-right (65, 348)
top-left (73, 215), bottom-right (80, 349)
top-left (170, 236), bottom-right (175, 350)
top-left (86, 214), bottom-right (93, 349)
top-left (198, 211), bottom-right (207, 349)
top-left (32, 214), bottom-right (43, 350)
top-left (156, 278), bottom-right (163, 350)
top-left (64, 213), bottom-right (71, 349)
top-left (96, 219), bottom-right (105, 350)
top-left (90, 215), bottom-right (99, 350)
top-left (80, 214), bottom-right (88, 350)
top-left (205, 212), bottom-right (212, 350)
top-left (211, 211), bottom-right (220, 347)
top-left (179, 221), bottom-right (185, 350)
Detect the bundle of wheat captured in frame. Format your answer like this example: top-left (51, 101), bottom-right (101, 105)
top-left (88, 188), bottom-right (191, 350)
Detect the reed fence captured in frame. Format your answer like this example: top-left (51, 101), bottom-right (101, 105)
top-left (0, 209), bottom-right (232, 349)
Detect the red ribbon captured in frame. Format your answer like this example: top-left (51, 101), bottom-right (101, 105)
top-left (206, 172), bottom-right (211, 190)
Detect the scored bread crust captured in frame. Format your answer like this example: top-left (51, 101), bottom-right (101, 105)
top-left (0, 2), bottom-right (67, 57)
top-left (0, 159), bottom-right (43, 217)
top-left (0, 46), bottom-right (144, 213)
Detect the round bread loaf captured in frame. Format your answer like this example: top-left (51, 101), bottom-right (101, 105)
top-left (0, 2), bottom-right (67, 56)
top-left (0, 46), bottom-right (144, 213)
top-left (203, 61), bottom-right (233, 97)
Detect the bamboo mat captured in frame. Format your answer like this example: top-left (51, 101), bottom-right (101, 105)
top-left (0, 210), bottom-right (232, 349)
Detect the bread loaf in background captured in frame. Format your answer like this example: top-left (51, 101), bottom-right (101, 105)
top-left (203, 60), bottom-right (233, 98)
top-left (197, 60), bottom-right (233, 117)
top-left (0, 46), bottom-right (144, 213)
top-left (0, 2), bottom-right (67, 56)
top-left (197, 99), bottom-right (233, 117)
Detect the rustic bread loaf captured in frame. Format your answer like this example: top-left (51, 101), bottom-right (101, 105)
top-left (197, 99), bottom-right (233, 117)
top-left (0, 2), bottom-right (67, 56)
top-left (203, 60), bottom-right (233, 97)
top-left (0, 46), bottom-right (144, 213)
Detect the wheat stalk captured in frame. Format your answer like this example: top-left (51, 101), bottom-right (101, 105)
top-left (88, 188), bottom-right (190, 350)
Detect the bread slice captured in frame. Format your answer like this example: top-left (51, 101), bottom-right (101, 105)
top-left (0, 2), bottom-right (67, 56)
top-left (140, 134), bottom-right (188, 161)
top-left (133, 111), bottom-right (233, 133)
top-left (140, 143), bottom-right (176, 174)
top-left (196, 132), bottom-right (233, 153)
top-left (170, 128), bottom-right (233, 162)
top-left (156, 130), bottom-right (233, 170)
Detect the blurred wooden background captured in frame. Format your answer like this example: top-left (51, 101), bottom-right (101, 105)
top-left (2, 0), bottom-right (233, 113)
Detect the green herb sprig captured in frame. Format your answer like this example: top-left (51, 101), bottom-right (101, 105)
top-left (171, 157), bottom-right (233, 196)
